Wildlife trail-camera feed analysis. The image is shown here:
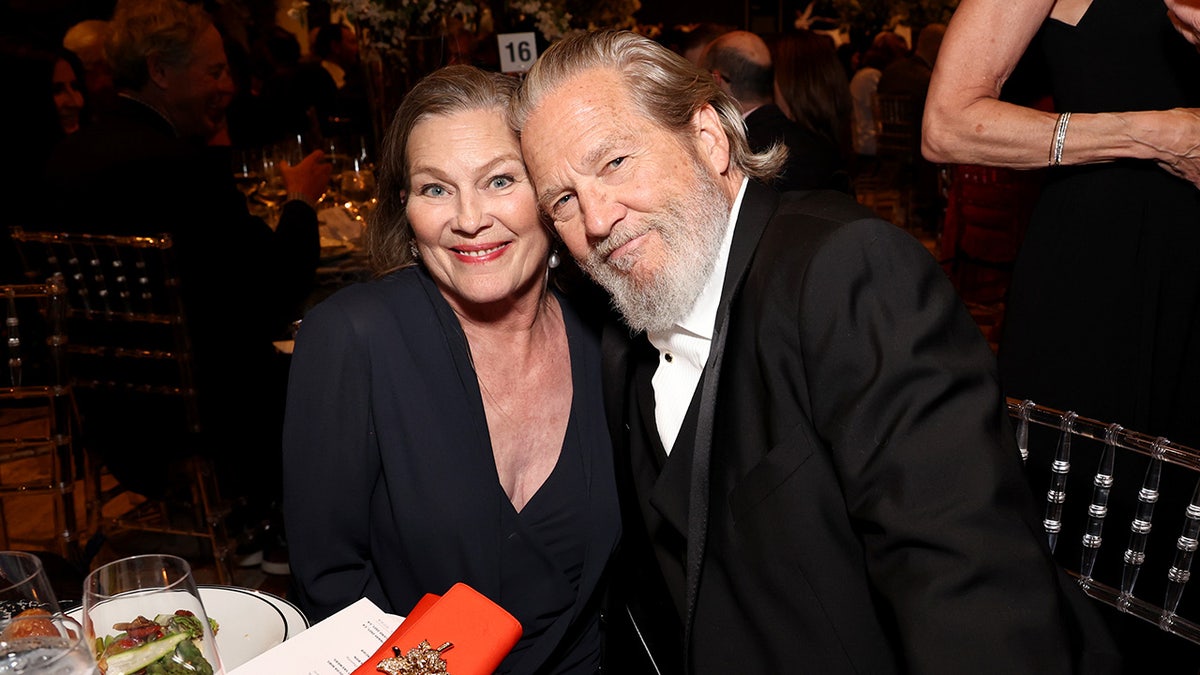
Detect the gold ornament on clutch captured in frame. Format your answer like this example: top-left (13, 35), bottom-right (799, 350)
top-left (375, 640), bottom-right (454, 675)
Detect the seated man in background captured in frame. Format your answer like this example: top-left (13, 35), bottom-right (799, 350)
top-left (306, 22), bottom-right (372, 146)
top-left (877, 23), bottom-right (947, 231)
top-left (701, 30), bottom-right (845, 192)
top-left (41, 0), bottom-right (330, 570)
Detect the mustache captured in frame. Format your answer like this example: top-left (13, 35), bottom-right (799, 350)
top-left (591, 222), bottom-right (655, 262)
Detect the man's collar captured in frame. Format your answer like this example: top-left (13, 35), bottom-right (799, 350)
top-left (117, 92), bottom-right (178, 136)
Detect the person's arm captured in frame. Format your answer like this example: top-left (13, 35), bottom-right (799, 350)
top-left (283, 299), bottom-right (385, 622)
top-left (281, 149), bottom-right (332, 207)
top-left (800, 218), bottom-right (1110, 671)
top-left (923, 0), bottom-right (1200, 186)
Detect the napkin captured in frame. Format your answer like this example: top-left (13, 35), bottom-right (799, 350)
top-left (318, 206), bottom-right (361, 243)
top-left (351, 583), bottom-right (522, 675)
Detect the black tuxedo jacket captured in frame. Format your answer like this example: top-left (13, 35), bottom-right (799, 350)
top-left (600, 181), bottom-right (1118, 674)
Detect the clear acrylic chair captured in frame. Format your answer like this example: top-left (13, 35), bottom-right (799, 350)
top-left (10, 227), bottom-right (233, 583)
top-left (1008, 397), bottom-right (1200, 646)
top-left (0, 279), bottom-right (84, 562)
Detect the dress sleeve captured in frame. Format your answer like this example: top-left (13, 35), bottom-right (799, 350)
top-left (282, 297), bottom-right (384, 622)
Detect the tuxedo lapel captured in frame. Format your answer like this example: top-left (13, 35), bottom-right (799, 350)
top-left (682, 181), bottom-right (778, 666)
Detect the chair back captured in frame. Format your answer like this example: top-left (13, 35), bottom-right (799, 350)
top-left (1009, 397), bottom-right (1200, 645)
top-left (10, 228), bottom-right (233, 582)
top-left (873, 92), bottom-right (920, 164)
top-left (0, 279), bottom-right (83, 559)
top-left (10, 227), bottom-right (199, 434)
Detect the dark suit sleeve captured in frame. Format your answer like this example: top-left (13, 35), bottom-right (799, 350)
top-left (795, 219), bottom-right (1101, 672)
top-left (282, 296), bottom-right (386, 622)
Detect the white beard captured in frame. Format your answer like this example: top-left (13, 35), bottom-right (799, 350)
top-left (579, 157), bottom-right (732, 334)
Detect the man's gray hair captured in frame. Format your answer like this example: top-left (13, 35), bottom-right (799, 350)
top-left (511, 29), bottom-right (785, 182)
top-left (107, 0), bottom-right (212, 91)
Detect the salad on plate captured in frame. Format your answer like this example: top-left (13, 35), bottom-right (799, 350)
top-left (93, 610), bottom-right (219, 675)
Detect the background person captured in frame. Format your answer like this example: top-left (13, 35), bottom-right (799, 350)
top-left (923, 0), bottom-right (1200, 667)
top-left (767, 29), bottom-right (854, 191)
top-left (283, 65), bottom-right (620, 674)
top-left (39, 0), bottom-right (330, 568)
top-left (0, 36), bottom-right (87, 282)
top-left (513, 28), bottom-right (1118, 674)
top-left (61, 18), bottom-right (116, 117)
top-left (701, 30), bottom-right (846, 192)
top-left (848, 30), bottom-right (907, 168)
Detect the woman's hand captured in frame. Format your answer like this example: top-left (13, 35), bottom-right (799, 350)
top-left (1165, 0), bottom-right (1200, 46)
top-left (1146, 108), bottom-right (1200, 188)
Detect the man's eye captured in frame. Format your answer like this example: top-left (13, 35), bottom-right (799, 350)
top-left (609, 156), bottom-right (626, 169)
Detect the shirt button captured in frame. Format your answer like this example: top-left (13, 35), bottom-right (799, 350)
top-left (664, 353), bottom-right (673, 363)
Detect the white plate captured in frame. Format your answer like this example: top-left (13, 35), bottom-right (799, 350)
top-left (68, 586), bottom-right (309, 672)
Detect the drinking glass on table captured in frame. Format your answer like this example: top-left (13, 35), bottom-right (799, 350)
top-left (0, 552), bottom-right (59, 622)
top-left (231, 148), bottom-right (264, 201)
top-left (82, 555), bottom-right (222, 675)
top-left (0, 614), bottom-right (97, 674)
top-left (339, 156), bottom-right (376, 221)
top-left (257, 148), bottom-right (288, 209)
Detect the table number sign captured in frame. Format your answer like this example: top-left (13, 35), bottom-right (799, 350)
top-left (497, 32), bottom-right (537, 73)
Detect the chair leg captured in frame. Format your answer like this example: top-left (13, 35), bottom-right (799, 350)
top-left (0, 497), bottom-right (10, 549)
top-left (188, 457), bottom-right (233, 585)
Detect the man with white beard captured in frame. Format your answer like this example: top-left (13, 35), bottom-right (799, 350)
top-left (512, 29), bottom-right (1119, 675)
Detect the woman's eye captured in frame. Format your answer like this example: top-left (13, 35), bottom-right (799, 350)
top-left (490, 175), bottom-right (514, 189)
top-left (419, 184), bottom-right (446, 197)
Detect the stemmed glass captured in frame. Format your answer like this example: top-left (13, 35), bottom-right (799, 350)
top-left (0, 552), bottom-right (59, 622)
top-left (81, 555), bottom-right (222, 675)
top-left (0, 614), bottom-right (97, 674)
top-left (256, 149), bottom-right (289, 210)
top-left (339, 156), bottom-right (377, 224)
top-left (231, 148), bottom-right (264, 202)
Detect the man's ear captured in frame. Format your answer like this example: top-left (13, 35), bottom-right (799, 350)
top-left (693, 104), bottom-right (731, 175)
top-left (146, 52), bottom-right (171, 89)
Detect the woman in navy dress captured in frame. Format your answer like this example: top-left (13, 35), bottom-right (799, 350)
top-left (283, 66), bottom-right (620, 674)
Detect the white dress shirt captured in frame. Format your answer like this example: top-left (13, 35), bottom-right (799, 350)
top-left (647, 178), bottom-right (748, 454)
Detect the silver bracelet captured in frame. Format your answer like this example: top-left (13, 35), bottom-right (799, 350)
top-left (1049, 111), bottom-right (1071, 166)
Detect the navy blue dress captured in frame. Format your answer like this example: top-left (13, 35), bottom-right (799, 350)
top-left (283, 266), bottom-right (620, 675)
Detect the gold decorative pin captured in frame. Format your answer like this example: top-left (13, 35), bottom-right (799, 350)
top-left (375, 640), bottom-right (453, 675)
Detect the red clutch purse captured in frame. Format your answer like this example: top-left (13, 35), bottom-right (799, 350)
top-left (351, 583), bottom-right (522, 675)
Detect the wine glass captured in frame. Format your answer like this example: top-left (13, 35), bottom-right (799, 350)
top-left (0, 614), bottom-right (97, 674)
top-left (81, 555), bottom-right (222, 675)
top-left (231, 149), bottom-right (264, 201)
top-left (0, 553), bottom-right (59, 622)
top-left (339, 157), bottom-right (377, 224)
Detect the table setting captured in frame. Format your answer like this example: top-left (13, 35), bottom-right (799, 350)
top-left (2, 549), bottom-right (524, 674)
top-left (1, 551), bottom-right (307, 674)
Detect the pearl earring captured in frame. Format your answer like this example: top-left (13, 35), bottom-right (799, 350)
top-left (548, 249), bottom-right (560, 269)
